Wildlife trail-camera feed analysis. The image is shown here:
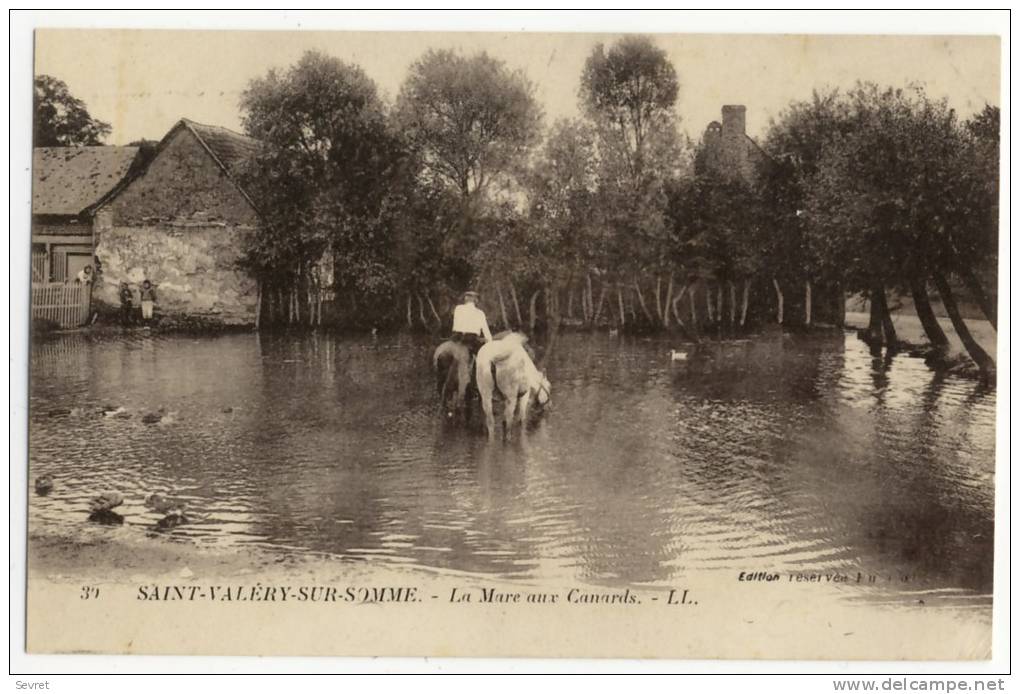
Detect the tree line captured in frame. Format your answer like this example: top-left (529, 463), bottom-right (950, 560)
top-left (33, 37), bottom-right (999, 375)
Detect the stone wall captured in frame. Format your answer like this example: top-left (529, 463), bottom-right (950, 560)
top-left (95, 213), bottom-right (257, 325)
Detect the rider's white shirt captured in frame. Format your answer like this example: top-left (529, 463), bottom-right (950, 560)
top-left (452, 303), bottom-right (493, 341)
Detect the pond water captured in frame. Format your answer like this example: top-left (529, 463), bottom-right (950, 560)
top-left (29, 328), bottom-right (995, 607)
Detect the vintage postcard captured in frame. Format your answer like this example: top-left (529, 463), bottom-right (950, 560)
top-left (22, 25), bottom-right (1001, 660)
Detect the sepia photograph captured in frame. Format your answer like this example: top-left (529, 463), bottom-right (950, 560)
top-left (15, 14), bottom-right (1005, 666)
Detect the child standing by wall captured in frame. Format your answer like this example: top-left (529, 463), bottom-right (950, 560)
top-left (140, 280), bottom-right (157, 322)
top-left (119, 282), bottom-right (134, 326)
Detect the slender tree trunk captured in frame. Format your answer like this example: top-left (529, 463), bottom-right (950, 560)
top-left (406, 294), bottom-right (413, 329)
top-left (592, 284), bottom-right (607, 324)
top-left (933, 272), bottom-right (994, 374)
top-left (910, 277), bottom-right (949, 350)
top-left (426, 293), bottom-right (441, 326)
top-left (585, 274), bottom-right (595, 325)
top-left (705, 283), bottom-right (715, 323)
top-left (716, 285), bottom-right (723, 325)
top-left (417, 293), bottom-right (428, 329)
top-left (872, 286), bottom-right (898, 346)
top-left (617, 287), bottom-right (626, 328)
top-left (671, 284), bottom-right (688, 327)
top-left (655, 276), bottom-right (663, 324)
top-left (740, 279), bottom-right (750, 327)
top-left (307, 279), bottom-right (315, 328)
top-left (633, 281), bottom-right (655, 323)
top-left (545, 286), bottom-right (559, 330)
top-left (528, 290), bottom-right (540, 334)
top-left (581, 282), bottom-right (590, 323)
top-left (662, 273), bottom-right (675, 328)
top-left (728, 282), bottom-right (736, 326)
top-left (804, 280), bottom-right (812, 326)
top-left (510, 284), bottom-right (523, 326)
top-left (772, 278), bottom-right (784, 325)
top-left (497, 286), bottom-right (510, 330)
top-left (567, 286), bottom-right (575, 319)
top-left (687, 286), bottom-right (700, 341)
top-left (957, 264), bottom-right (997, 330)
top-left (867, 287), bottom-right (885, 345)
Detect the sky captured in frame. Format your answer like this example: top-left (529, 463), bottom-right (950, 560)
top-left (34, 29), bottom-right (1000, 146)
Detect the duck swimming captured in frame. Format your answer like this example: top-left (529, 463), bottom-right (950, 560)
top-left (144, 493), bottom-right (183, 514)
top-left (88, 491), bottom-right (124, 514)
top-left (146, 493), bottom-right (192, 530)
top-left (155, 510), bottom-right (190, 531)
top-left (34, 475), bottom-right (54, 495)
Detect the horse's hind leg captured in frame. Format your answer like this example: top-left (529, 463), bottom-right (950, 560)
top-left (440, 363), bottom-right (457, 416)
top-left (457, 359), bottom-right (471, 421)
top-left (480, 393), bottom-right (496, 440)
top-left (517, 392), bottom-right (530, 429)
top-left (503, 396), bottom-right (518, 441)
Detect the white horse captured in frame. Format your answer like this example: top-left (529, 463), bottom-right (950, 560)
top-left (475, 332), bottom-right (551, 440)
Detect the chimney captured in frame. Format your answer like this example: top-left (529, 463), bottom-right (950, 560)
top-left (721, 105), bottom-right (746, 138)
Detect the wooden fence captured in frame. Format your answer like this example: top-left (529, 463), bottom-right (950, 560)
top-left (31, 282), bottom-right (92, 329)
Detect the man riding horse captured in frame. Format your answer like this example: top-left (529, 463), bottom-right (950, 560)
top-left (434, 290), bottom-right (492, 418)
top-left (451, 290), bottom-right (492, 355)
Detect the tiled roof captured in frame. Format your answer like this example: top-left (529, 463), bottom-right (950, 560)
top-left (182, 119), bottom-right (258, 174)
top-left (33, 146), bottom-right (140, 216)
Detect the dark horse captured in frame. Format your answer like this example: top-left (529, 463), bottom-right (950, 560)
top-left (433, 339), bottom-right (474, 420)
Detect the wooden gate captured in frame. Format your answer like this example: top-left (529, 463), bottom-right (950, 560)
top-left (31, 282), bottom-right (92, 329)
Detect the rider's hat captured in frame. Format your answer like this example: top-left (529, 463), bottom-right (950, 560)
top-left (462, 290), bottom-right (480, 301)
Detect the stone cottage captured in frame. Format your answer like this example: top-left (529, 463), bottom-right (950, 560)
top-left (93, 118), bottom-right (260, 325)
top-left (696, 104), bottom-right (767, 182)
top-left (32, 146), bottom-right (141, 282)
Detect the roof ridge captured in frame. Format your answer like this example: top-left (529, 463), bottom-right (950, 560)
top-left (181, 117), bottom-right (256, 142)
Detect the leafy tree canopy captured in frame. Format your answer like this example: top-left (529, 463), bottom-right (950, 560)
top-left (33, 75), bottom-right (111, 147)
top-left (579, 35), bottom-right (679, 177)
top-left (394, 49), bottom-right (543, 206)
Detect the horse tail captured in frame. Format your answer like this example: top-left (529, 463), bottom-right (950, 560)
top-left (433, 342), bottom-right (449, 370)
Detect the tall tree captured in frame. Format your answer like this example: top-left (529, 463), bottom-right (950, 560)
top-left (33, 75), bottom-right (111, 146)
top-left (579, 36), bottom-right (687, 328)
top-left (579, 35), bottom-right (679, 178)
top-left (758, 90), bottom-right (855, 331)
top-left (239, 50), bottom-right (406, 325)
top-left (394, 49), bottom-right (542, 210)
